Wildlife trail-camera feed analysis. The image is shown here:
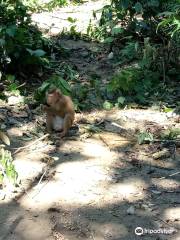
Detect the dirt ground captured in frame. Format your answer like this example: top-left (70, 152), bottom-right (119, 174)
top-left (1, 107), bottom-right (180, 240)
top-left (0, 0), bottom-right (180, 240)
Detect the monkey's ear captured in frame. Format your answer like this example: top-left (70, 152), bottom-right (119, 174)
top-left (55, 89), bottom-right (62, 96)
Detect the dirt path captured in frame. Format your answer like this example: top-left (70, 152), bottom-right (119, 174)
top-left (0, 107), bottom-right (180, 240)
top-left (0, 1), bottom-right (180, 240)
top-left (32, 0), bottom-right (109, 35)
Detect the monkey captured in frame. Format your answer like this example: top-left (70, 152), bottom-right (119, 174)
top-left (43, 88), bottom-right (75, 138)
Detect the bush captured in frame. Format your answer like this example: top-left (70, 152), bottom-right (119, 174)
top-left (0, 0), bottom-right (49, 77)
top-left (95, 0), bottom-right (180, 103)
top-left (0, 148), bottom-right (18, 186)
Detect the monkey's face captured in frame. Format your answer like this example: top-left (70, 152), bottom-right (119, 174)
top-left (46, 90), bottom-right (61, 106)
top-left (46, 92), bottom-right (56, 106)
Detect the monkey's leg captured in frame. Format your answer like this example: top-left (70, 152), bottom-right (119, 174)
top-left (46, 114), bottom-right (54, 133)
top-left (60, 114), bottom-right (73, 138)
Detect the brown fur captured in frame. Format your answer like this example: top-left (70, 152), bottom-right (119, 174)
top-left (43, 89), bottom-right (75, 137)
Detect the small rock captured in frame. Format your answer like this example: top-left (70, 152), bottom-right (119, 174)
top-left (0, 191), bottom-right (6, 200)
top-left (11, 110), bottom-right (28, 118)
top-left (8, 95), bottom-right (24, 105)
top-left (8, 118), bottom-right (22, 126)
top-left (151, 190), bottom-right (162, 195)
top-left (127, 206), bottom-right (135, 215)
top-left (166, 111), bottom-right (177, 118)
top-left (7, 128), bottom-right (23, 137)
top-left (1, 124), bottom-right (7, 130)
top-left (152, 148), bottom-right (170, 160)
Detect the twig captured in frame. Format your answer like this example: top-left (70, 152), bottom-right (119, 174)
top-left (153, 139), bottom-right (180, 143)
top-left (159, 171), bottom-right (180, 180)
top-left (99, 135), bottom-right (111, 150)
top-left (32, 180), bottom-right (49, 199)
top-left (14, 134), bottom-right (49, 154)
top-left (16, 82), bottom-right (26, 89)
top-left (37, 168), bottom-right (48, 187)
top-left (155, 216), bottom-right (180, 230)
top-left (91, 232), bottom-right (95, 240)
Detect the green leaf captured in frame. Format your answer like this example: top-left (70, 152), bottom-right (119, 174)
top-left (0, 39), bottom-right (5, 46)
top-left (138, 131), bottom-right (154, 144)
top-left (8, 83), bottom-right (18, 91)
top-left (104, 37), bottom-right (114, 43)
top-left (103, 100), bottom-right (113, 110)
top-left (58, 77), bottom-right (71, 93)
top-left (111, 27), bottom-right (123, 36)
top-left (6, 74), bottom-right (15, 82)
top-left (148, 0), bottom-right (159, 7)
top-left (163, 107), bottom-right (174, 113)
top-left (120, 0), bottom-right (130, 9)
top-left (50, 75), bottom-right (71, 94)
top-left (26, 48), bottom-right (46, 57)
top-left (117, 96), bottom-right (125, 105)
top-left (38, 81), bottom-right (51, 93)
top-left (134, 2), bottom-right (143, 13)
top-left (67, 17), bottom-right (76, 23)
top-left (33, 49), bottom-right (46, 57)
top-left (6, 25), bottom-right (17, 37)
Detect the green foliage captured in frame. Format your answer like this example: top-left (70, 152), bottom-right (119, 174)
top-left (108, 68), bottom-right (141, 93)
top-left (85, 125), bottom-right (102, 133)
top-left (116, 96), bottom-right (126, 106)
top-left (0, 0), bottom-right (50, 77)
top-left (103, 100), bottom-right (113, 110)
top-left (62, 17), bottom-right (82, 39)
top-left (0, 148), bottom-right (18, 185)
top-left (157, 3), bottom-right (180, 37)
top-left (138, 131), bottom-right (154, 144)
top-left (108, 67), bottom-right (160, 104)
top-left (5, 74), bottom-right (21, 95)
top-left (161, 128), bottom-right (180, 140)
top-left (35, 75), bottom-right (71, 103)
top-left (23, 0), bottom-right (67, 12)
top-left (92, 0), bottom-right (180, 105)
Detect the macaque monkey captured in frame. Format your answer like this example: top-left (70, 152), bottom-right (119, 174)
top-left (43, 88), bottom-right (75, 138)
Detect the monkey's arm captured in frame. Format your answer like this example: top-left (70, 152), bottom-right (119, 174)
top-left (42, 105), bottom-right (55, 113)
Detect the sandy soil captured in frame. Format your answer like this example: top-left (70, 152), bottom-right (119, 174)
top-left (0, 1), bottom-right (180, 240)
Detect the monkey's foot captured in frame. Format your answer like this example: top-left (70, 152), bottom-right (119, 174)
top-left (59, 131), bottom-right (66, 138)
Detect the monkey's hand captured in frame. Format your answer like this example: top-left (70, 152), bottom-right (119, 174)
top-left (42, 104), bottom-right (51, 112)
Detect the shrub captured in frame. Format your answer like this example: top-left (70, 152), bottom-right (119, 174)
top-left (0, 0), bottom-right (49, 77)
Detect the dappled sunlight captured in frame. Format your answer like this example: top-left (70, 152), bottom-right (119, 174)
top-left (139, 157), bottom-right (176, 169)
top-left (93, 222), bottom-right (128, 239)
top-left (163, 207), bottom-right (180, 221)
top-left (151, 178), bottom-right (179, 190)
top-left (20, 161), bottom-right (146, 210)
top-left (105, 177), bottom-right (147, 202)
top-left (84, 141), bottom-right (113, 158)
top-left (32, 0), bottom-right (109, 35)
top-left (1, 0), bottom-right (179, 238)
top-left (14, 158), bottom-right (45, 180)
top-left (114, 109), bottom-right (169, 124)
top-left (20, 159), bottom-right (114, 209)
